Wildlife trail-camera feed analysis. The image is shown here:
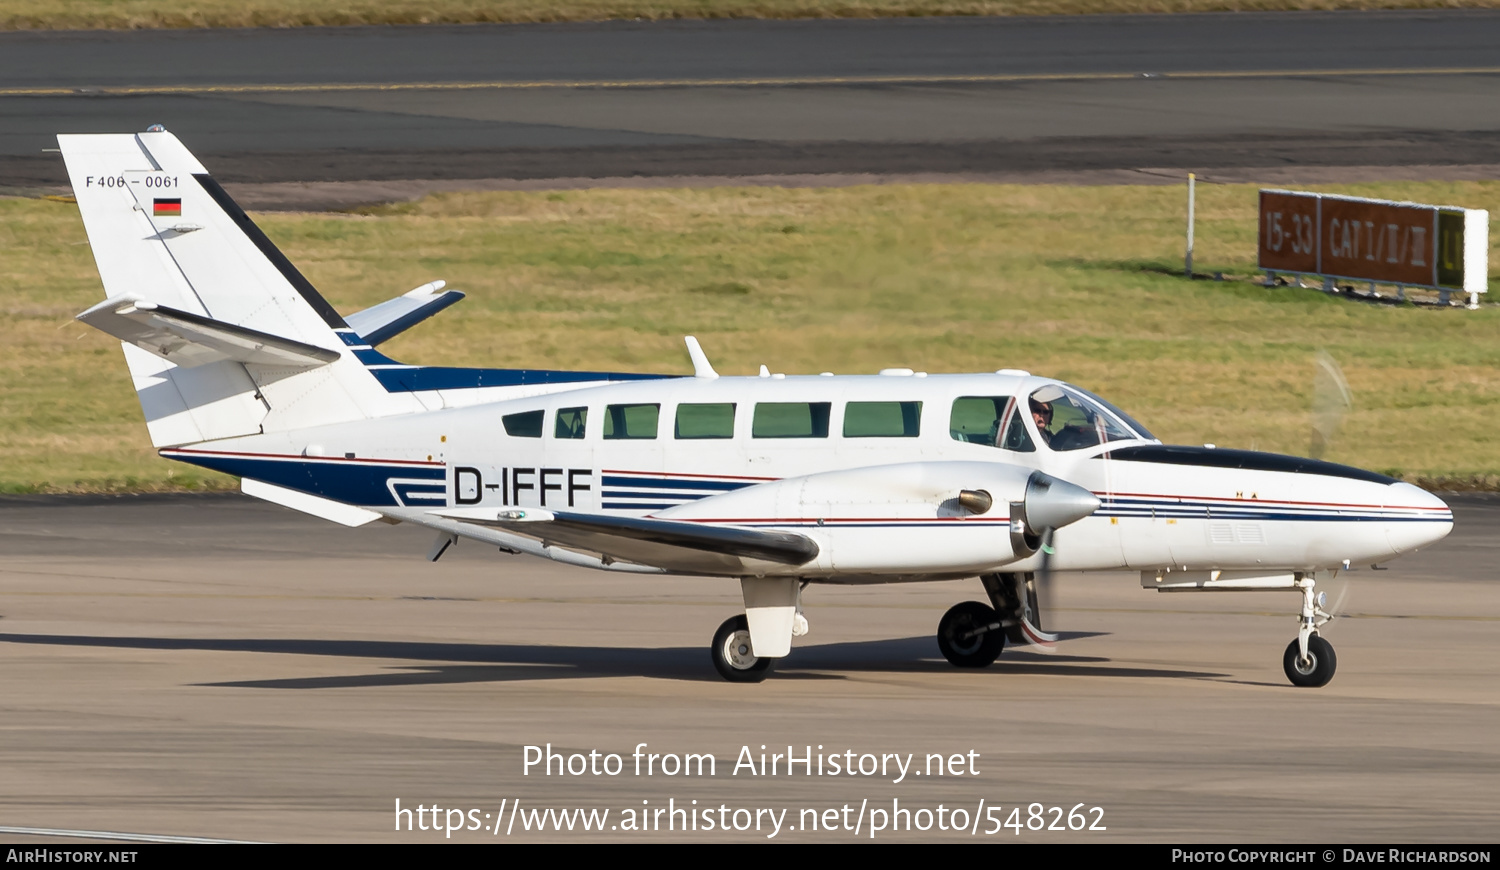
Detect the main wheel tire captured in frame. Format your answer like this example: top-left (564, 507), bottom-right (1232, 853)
top-left (937, 601), bottom-right (1005, 668)
top-left (711, 615), bottom-right (774, 683)
top-left (1283, 634), bottom-right (1337, 687)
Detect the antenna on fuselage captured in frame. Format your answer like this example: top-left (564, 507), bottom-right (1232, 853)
top-left (684, 335), bottom-right (719, 379)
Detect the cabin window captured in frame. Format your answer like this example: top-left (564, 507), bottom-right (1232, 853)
top-left (555, 407), bottom-right (587, 439)
top-left (675, 403), bottom-right (736, 439)
top-left (603, 403), bottom-right (660, 440)
top-left (950, 396), bottom-right (1033, 452)
top-left (752, 402), bottom-right (831, 438)
top-left (844, 401), bottom-right (922, 438)
top-left (502, 409), bottom-right (544, 438)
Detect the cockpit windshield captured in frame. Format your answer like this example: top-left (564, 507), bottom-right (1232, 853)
top-left (1029, 384), bottom-right (1152, 451)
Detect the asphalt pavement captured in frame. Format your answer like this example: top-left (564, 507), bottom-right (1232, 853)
top-left (0, 492), bottom-right (1495, 842)
top-left (5, 12), bottom-right (1500, 187)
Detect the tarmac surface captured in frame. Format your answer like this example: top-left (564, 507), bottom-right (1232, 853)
top-left (6, 12), bottom-right (1500, 191)
top-left (0, 492), bottom-right (1495, 842)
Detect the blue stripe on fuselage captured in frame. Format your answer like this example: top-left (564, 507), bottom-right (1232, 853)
top-left (367, 366), bottom-right (672, 392)
top-left (600, 476), bottom-right (751, 492)
top-left (601, 491), bottom-right (705, 501)
top-left (333, 330), bottom-right (673, 393)
top-left (1095, 496), bottom-right (1449, 522)
top-left (163, 452), bottom-right (443, 507)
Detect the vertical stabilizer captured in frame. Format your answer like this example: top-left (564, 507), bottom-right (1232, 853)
top-left (59, 130), bottom-right (420, 446)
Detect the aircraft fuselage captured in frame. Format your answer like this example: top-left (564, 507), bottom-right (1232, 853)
top-left (164, 370), bottom-right (1452, 581)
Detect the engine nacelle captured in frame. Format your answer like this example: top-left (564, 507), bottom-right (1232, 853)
top-left (658, 461), bottom-right (1098, 575)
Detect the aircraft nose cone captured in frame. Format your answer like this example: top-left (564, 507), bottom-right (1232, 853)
top-left (1023, 471), bottom-right (1102, 530)
top-left (1385, 482), bottom-right (1454, 555)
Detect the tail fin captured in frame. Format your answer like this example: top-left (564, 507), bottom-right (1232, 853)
top-left (60, 129), bottom-right (417, 447)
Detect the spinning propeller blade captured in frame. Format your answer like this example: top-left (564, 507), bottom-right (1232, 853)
top-left (1014, 471), bottom-right (1099, 651)
top-left (1327, 577), bottom-right (1353, 623)
top-left (1023, 529), bottom-right (1060, 652)
top-left (1311, 350), bottom-right (1352, 460)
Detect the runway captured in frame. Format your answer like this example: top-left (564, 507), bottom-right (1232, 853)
top-left (0, 493), bottom-right (1494, 842)
top-left (5, 12), bottom-right (1500, 190)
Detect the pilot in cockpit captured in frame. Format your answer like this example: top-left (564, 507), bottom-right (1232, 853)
top-left (1029, 385), bottom-right (1062, 445)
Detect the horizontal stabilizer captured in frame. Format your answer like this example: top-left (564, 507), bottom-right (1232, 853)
top-left (433, 507), bottom-right (819, 570)
top-left (78, 294), bottom-right (342, 369)
top-left (344, 281), bottom-right (466, 346)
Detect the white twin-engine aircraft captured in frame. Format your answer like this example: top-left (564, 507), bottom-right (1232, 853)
top-left (60, 130), bottom-right (1453, 686)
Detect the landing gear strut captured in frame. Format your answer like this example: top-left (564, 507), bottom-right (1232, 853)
top-left (981, 572), bottom-right (1039, 644)
top-left (980, 572), bottom-right (1057, 647)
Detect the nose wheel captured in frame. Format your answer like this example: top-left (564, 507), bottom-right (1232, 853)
top-left (1284, 576), bottom-right (1337, 687)
top-left (936, 601), bottom-right (1005, 668)
top-left (1283, 634), bottom-right (1337, 687)
top-left (711, 614), bottom-right (774, 683)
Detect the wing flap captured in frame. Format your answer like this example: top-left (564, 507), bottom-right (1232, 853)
top-left (433, 507), bottom-right (819, 571)
top-left (78, 294), bottom-right (342, 369)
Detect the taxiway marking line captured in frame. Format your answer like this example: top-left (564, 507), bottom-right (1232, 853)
top-left (8, 66), bottom-right (1500, 97)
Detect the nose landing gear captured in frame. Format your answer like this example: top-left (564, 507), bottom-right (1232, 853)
top-left (1285, 579), bottom-right (1337, 687)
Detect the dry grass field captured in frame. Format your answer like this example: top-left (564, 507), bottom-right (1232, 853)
top-left (3, 179), bottom-right (1498, 492)
top-left (3, 0), bottom-right (1499, 30)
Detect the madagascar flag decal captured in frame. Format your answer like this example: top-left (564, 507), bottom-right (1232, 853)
top-left (153, 198), bottom-right (182, 217)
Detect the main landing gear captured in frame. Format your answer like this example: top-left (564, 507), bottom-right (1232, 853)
top-left (710, 578), bottom-right (808, 683)
top-left (937, 601), bottom-right (1005, 667)
top-left (934, 573), bottom-right (1049, 668)
top-left (712, 615), bottom-right (773, 683)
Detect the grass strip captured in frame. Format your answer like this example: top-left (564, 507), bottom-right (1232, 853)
top-left (3, 179), bottom-right (1498, 493)
top-left (4, 0), bottom-right (1500, 31)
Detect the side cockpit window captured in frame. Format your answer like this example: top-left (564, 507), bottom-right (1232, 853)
top-left (949, 396), bottom-right (1034, 452)
top-left (1001, 409), bottom-right (1036, 452)
top-left (949, 397), bottom-right (1003, 445)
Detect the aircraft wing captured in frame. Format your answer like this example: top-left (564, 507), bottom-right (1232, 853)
top-left (432, 507), bottom-right (819, 574)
